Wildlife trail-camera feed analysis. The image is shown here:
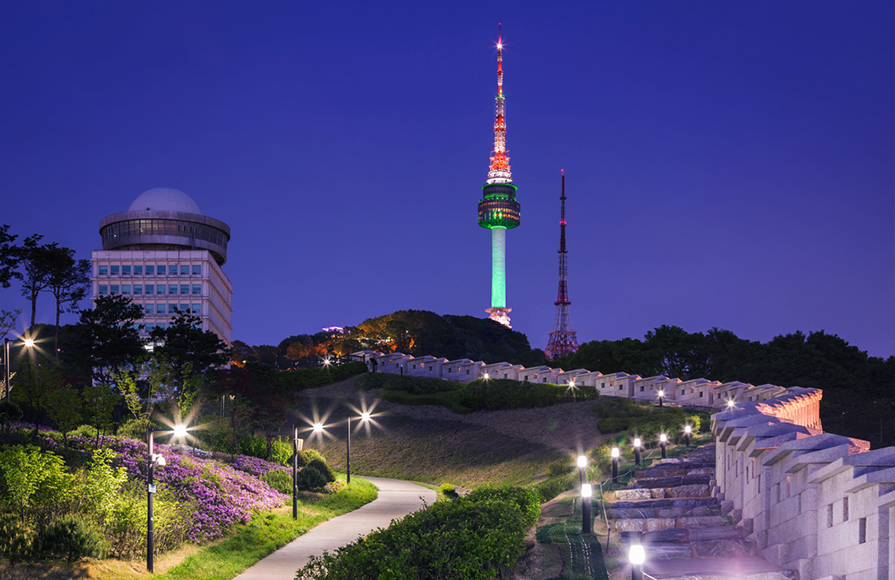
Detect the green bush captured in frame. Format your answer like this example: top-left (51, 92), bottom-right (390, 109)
top-left (296, 467), bottom-right (328, 491)
top-left (296, 485), bottom-right (539, 580)
top-left (307, 458), bottom-right (336, 483)
top-left (116, 418), bottom-right (150, 441)
top-left (0, 399), bottom-right (24, 430)
top-left (39, 516), bottom-right (106, 562)
top-left (439, 483), bottom-right (457, 497)
top-left (71, 424), bottom-right (98, 438)
top-left (532, 474), bottom-right (575, 503)
top-left (261, 469), bottom-right (294, 495)
top-left (546, 456), bottom-right (575, 478)
top-left (0, 512), bottom-right (36, 564)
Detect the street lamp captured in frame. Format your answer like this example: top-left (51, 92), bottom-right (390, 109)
top-left (727, 399), bottom-right (736, 410)
top-left (4, 336), bottom-right (35, 401)
top-left (147, 427), bottom-right (167, 573)
top-left (658, 389), bottom-right (664, 407)
top-left (633, 438), bottom-right (642, 466)
top-left (629, 542), bottom-right (645, 580)
top-left (346, 412), bottom-right (370, 484)
top-left (577, 455), bottom-right (591, 534)
top-left (684, 425), bottom-right (692, 447)
top-left (292, 425), bottom-right (304, 520)
top-left (660, 433), bottom-right (667, 459)
top-left (611, 447), bottom-right (620, 483)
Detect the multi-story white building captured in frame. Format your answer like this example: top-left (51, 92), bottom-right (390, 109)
top-left (90, 187), bottom-right (233, 345)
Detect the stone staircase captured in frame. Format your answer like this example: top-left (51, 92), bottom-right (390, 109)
top-left (607, 444), bottom-right (796, 579)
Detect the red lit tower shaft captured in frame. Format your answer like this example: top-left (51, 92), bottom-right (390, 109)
top-left (545, 173), bottom-right (578, 359)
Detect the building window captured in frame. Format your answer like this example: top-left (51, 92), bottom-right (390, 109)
top-left (157, 285), bottom-right (165, 295)
top-left (180, 304), bottom-right (189, 313)
top-left (168, 265), bottom-right (177, 275)
top-left (98, 285), bottom-right (108, 295)
top-left (640, 386), bottom-right (644, 392)
top-left (111, 265), bottom-right (119, 275)
top-left (168, 285), bottom-right (177, 295)
top-left (192, 285), bottom-right (201, 295)
top-left (179, 265), bottom-right (188, 276)
top-left (146, 285), bottom-right (154, 295)
top-left (134, 265), bottom-right (142, 275)
top-left (145, 323), bottom-right (154, 332)
top-left (843, 497), bottom-right (848, 521)
top-left (180, 285), bottom-right (188, 294)
top-left (134, 285), bottom-right (142, 295)
top-left (122, 265), bottom-right (131, 275)
top-left (145, 304), bottom-right (154, 314)
top-left (699, 391), bottom-right (703, 397)
top-left (757, 475), bottom-right (761, 492)
top-left (99, 265), bottom-right (108, 275)
top-left (691, 387), bottom-right (695, 393)
top-left (681, 389), bottom-right (685, 395)
top-left (828, 504), bottom-right (833, 527)
top-left (859, 518), bottom-right (867, 544)
top-left (157, 304), bottom-right (166, 314)
top-left (192, 265), bottom-right (200, 275)
top-left (619, 385), bottom-right (623, 391)
top-left (110, 285), bottom-right (119, 295)
top-left (466, 370), bottom-right (469, 375)
top-left (191, 304), bottom-right (200, 313)
top-left (146, 265), bottom-right (155, 276)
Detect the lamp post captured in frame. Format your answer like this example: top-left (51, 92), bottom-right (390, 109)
top-left (147, 427), bottom-right (167, 573)
top-left (657, 389), bottom-right (664, 407)
top-left (660, 433), bottom-right (667, 459)
top-left (346, 412), bottom-right (370, 484)
top-left (292, 425), bottom-right (303, 519)
top-left (684, 425), bottom-right (692, 447)
top-left (578, 455), bottom-right (592, 534)
top-left (629, 542), bottom-right (645, 580)
top-left (611, 447), bottom-right (620, 483)
top-left (633, 438), bottom-right (642, 466)
top-left (3, 338), bottom-right (8, 401)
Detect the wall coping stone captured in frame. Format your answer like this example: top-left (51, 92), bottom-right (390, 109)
top-left (807, 447), bottom-right (895, 484)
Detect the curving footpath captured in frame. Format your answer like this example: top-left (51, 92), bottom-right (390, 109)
top-left (234, 477), bottom-right (437, 580)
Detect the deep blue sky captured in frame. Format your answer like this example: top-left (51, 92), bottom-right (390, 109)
top-left (1, 1), bottom-right (893, 359)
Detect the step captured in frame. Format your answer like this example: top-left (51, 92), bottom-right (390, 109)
top-left (631, 475), bottom-right (712, 488)
top-left (608, 504), bottom-right (720, 520)
top-left (618, 526), bottom-right (740, 544)
top-left (640, 557), bottom-right (795, 580)
top-left (612, 497), bottom-right (717, 509)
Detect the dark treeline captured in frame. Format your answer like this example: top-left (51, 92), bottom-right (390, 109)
top-left (551, 325), bottom-right (895, 448)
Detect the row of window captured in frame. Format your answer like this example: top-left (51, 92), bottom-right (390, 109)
top-left (98, 264), bottom-right (202, 276)
top-left (144, 304), bottom-right (200, 315)
top-left (98, 284), bottom-right (202, 296)
top-left (100, 219), bottom-right (229, 249)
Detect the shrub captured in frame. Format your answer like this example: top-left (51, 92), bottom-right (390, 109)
top-left (261, 469), bottom-right (294, 495)
top-left (307, 458), bottom-right (336, 483)
top-left (0, 512), bottom-right (36, 564)
top-left (72, 424), bottom-right (98, 438)
top-left (0, 444), bottom-right (72, 525)
top-left (533, 474), bottom-right (575, 503)
top-left (0, 399), bottom-right (23, 431)
top-left (440, 483), bottom-right (457, 497)
top-left (546, 456), bottom-right (575, 478)
top-left (296, 466), bottom-right (328, 491)
top-left (39, 516), bottom-right (106, 562)
top-left (116, 418), bottom-right (150, 441)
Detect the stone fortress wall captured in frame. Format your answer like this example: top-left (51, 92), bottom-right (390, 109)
top-left (354, 349), bottom-right (892, 579)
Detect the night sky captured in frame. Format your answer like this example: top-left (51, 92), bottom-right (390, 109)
top-left (1, 1), bottom-right (892, 359)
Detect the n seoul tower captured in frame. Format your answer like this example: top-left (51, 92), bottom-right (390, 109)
top-left (478, 25), bottom-right (521, 328)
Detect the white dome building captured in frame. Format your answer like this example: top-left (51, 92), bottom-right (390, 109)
top-left (91, 187), bottom-right (233, 344)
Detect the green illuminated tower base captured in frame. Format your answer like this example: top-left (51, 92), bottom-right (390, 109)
top-left (479, 182), bottom-right (520, 328)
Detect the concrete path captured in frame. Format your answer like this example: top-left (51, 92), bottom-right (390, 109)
top-left (234, 477), bottom-right (436, 580)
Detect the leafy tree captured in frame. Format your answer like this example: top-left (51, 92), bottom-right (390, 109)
top-left (0, 400), bottom-right (23, 432)
top-left (0, 224), bottom-right (22, 288)
top-left (149, 311), bottom-right (230, 412)
top-left (0, 308), bottom-right (20, 341)
top-left (230, 340), bottom-right (254, 367)
top-left (44, 245), bottom-right (91, 360)
top-left (46, 383), bottom-right (83, 449)
top-left (69, 295), bottom-right (145, 388)
top-left (16, 360), bottom-right (63, 427)
top-left (18, 235), bottom-right (56, 328)
top-left (0, 445), bottom-right (72, 523)
top-left (82, 383), bottom-right (119, 443)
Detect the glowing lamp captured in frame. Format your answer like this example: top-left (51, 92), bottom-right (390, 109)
top-left (484, 373), bottom-right (490, 380)
top-left (361, 412), bottom-right (371, 422)
top-left (582, 483), bottom-right (592, 498)
top-left (629, 544), bottom-right (645, 565)
top-left (685, 425), bottom-right (692, 434)
top-left (23, 338), bottom-right (35, 347)
top-left (634, 438), bottom-right (641, 448)
top-left (660, 433), bottom-right (667, 443)
top-left (577, 455), bottom-right (587, 468)
top-left (611, 447), bottom-right (620, 458)
top-left (313, 423), bottom-right (323, 433)
top-left (173, 424), bottom-right (187, 438)
top-left (727, 399), bottom-right (735, 408)
top-left (658, 390), bottom-right (664, 397)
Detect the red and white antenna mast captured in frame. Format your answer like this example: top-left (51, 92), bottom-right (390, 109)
top-left (545, 170), bottom-right (578, 359)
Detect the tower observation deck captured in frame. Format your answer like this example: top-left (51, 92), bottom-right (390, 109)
top-left (478, 25), bottom-right (520, 328)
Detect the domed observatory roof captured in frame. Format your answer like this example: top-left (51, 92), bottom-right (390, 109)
top-left (99, 187), bottom-right (231, 265)
top-left (128, 187), bottom-right (203, 215)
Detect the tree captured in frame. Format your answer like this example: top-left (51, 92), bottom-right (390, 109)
top-left (149, 311), bottom-right (230, 412)
top-left (70, 295), bottom-right (145, 388)
top-left (0, 308), bottom-right (20, 341)
top-left (0, 225), bottom-right (21, 288)
top-left (46, 383), bottom-right (82, 449)
top-left (16, 360), bottom-right (62, 427)
top-left (45, 246), bottom-right (91, 360)
top-left (82, 383), bottom-right (119, 444)
top-left (18, 235), bottom-right (52, 328)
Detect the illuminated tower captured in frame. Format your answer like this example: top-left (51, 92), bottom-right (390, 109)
top-left (545, 172), bottom-right (578, 359)
top-left (478, 25), bottom-right (520, 328)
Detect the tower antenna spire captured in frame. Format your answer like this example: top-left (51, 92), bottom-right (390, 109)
top-left (545, 171), bottom-right (578, 359)
top-left (478, 25), bottom-right (520, 328)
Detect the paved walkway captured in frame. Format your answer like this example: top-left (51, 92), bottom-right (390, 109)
top-left (234, 477), bottom-right (436, 580)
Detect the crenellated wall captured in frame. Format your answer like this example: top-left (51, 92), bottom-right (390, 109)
top-left (712, 397), bottom-right (894, 580)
